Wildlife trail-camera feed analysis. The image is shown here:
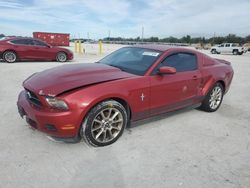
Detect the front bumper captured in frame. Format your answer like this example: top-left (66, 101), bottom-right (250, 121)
top-left (68, 52), bottom-right (74, 60)
top-left (17, 90), bottom-right (80, 138)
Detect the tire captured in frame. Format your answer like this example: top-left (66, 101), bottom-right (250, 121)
top-left (211, 49), bottom-right (217, 54)
top-left (3, 51), bottom-right (17, 63)
top-left (56, 52), bottom-right (67, 62)
top-left (233, 50), bottom-right (239, 55)
top-left (200, 83), bottom-right (224, 112)
top-left (81, 100), bottom-right (128, 147)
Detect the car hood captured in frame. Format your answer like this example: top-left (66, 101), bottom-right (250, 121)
top-left (23, 63), bottom-right (135, 96)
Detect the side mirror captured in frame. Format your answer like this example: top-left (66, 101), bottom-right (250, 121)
top-left (158, 66), bottom-right (176, 74)
top-left (47, 45), bottom-right (52, 48)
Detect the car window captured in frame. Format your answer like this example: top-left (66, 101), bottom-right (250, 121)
top-left (0, 37), bottom-right (9, 41)
top-left (225, 44), bottom-right (230, 47)
top-left (32, 40), bottom-right (48, 47)
top-left (154, 52), bottom-right (197, 74)
top-left (99, 47), bottom-right (162, 76)
top-left (11, 39), bottom-right (33, 45)
top-left (219, 44), bottom-right (224, 47)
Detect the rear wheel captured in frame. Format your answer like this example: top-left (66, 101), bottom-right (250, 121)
top-left (81, 100), bottom-right (128, 147)
top-left (56, 52), bottom-right (67, 62)
top-left (211, 49), bottom-right (217, 54)
top-left (3, 51), bottom-right (17, 63)
top-left (200, 83), bottom-right (224, 112)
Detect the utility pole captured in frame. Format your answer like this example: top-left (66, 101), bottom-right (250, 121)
top-left (108, 30), bottom-right (111, 41)
top-left (213, 32), bottom-right (215, 45)
top-left (87, 32), bottom-right (89, 41)
top-left (141, 26), bottom-right (144, 42)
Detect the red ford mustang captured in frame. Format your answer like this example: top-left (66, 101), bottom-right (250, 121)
top-left (17, 45), bottom-right (234, 146)
top-left (0, 37), bottom-right (73, 63)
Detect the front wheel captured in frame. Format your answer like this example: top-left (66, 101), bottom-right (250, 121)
top-left (81, 100), bottom-right (128, 147)
top-left (56, 52), bottom-right (67, 62)
top-left (200, 83), bottom-right (224, 112)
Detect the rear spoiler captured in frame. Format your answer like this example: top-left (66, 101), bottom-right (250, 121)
top-left (215, 58), bottom-right (231, 65)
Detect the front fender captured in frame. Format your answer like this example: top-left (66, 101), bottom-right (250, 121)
top-left (62, 84), bottom-right (131, 131)
top-left (83, 93), bottom-right (131, 116)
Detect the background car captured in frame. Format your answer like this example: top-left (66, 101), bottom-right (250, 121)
top-left (0, 37), bottom-right (73, 63)
top-left (17, 45), bottom-right (234, 147)
top-left (211, 43), bottom-right (247, 55)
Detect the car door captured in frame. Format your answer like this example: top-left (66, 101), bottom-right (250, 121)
top-left (31, 39), bottom-right (54, 60)
top-left (10, 39), bottom-right (35, 59)
top-left (149, 52), bottom-right (201, 116)
top-left (219, 44), bottom-right (227, 53)
top-left (224, 43), bottom-right (231, 53)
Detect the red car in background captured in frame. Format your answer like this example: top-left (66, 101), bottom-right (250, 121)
top-left (0, 37), bottom-right (73, 63)
top-left (17, 45), bottom-right (234, 146)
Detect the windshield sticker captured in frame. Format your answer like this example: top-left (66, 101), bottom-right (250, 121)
top-left (142, 51), bottom-right (160, 56)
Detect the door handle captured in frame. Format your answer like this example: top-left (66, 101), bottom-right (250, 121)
top-left (192, 75), bottom-right (198, 80)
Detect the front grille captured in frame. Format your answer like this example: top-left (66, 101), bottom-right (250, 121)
top-left (25, 89), bottom-right (42, 107)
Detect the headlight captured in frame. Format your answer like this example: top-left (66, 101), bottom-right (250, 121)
top-left (45, 96), bottom-right (68, 110)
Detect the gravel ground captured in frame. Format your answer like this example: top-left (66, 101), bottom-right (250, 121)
top-left (0, 46), bottom-right (250, 188)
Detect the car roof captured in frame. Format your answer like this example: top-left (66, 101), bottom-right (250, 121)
top-left (2, 37), bottom-right (47, 44)
top-left (7, 37), bottom-right (34, 41)
top-left (131, 44), bottom-right (195, 53)
top-left (1, 37), bottom-right (40, 42)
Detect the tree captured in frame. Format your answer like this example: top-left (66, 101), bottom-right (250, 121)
top-left (180, 35), bottom-right (191, 44)
top-left (244, 35), bottom-right (250, 42)
top-left (101, 34), bottom-right (250, 44)
top-left (148, 37), bottom-right (159, 42)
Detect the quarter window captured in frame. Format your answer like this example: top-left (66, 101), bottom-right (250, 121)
top-left (32, 40), bottom-right (48, 47)
top-left (157, 53), bottom-right (197, 73)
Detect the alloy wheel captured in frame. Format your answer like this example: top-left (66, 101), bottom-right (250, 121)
top-left (91, 108), bottom-right (124, 143)
top-left (4, 52), bottom-right (16, 63)
top-left (57, 52), bottom-right (67, 62)
top-left (209, 86), bottom-right (223, 110)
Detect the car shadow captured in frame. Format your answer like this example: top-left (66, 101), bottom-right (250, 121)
top-left (44, 104), bottom-right (202, 145)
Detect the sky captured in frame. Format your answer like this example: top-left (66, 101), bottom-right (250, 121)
top-left (0, 0), bottom-right (250, 39)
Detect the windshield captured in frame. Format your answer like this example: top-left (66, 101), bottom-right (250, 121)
top-left (0, 37), bottom-right (9, 41)
top-left (99, 47), bottom-right (162, 75)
